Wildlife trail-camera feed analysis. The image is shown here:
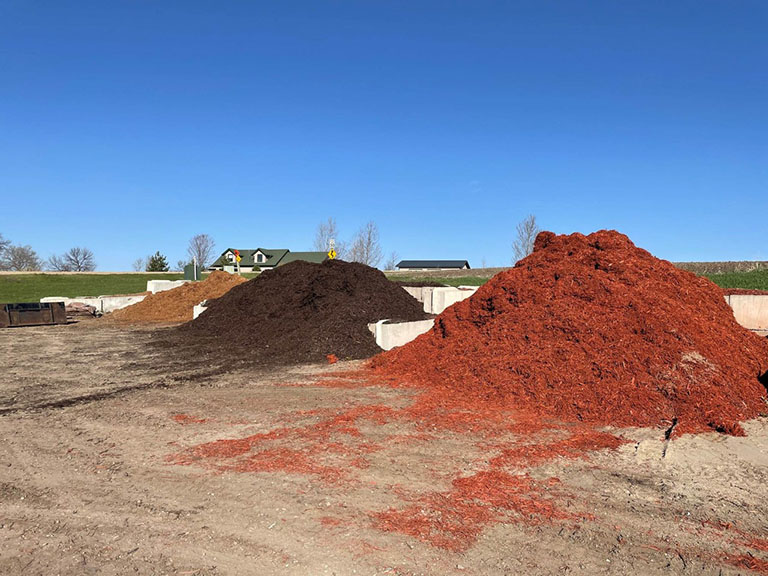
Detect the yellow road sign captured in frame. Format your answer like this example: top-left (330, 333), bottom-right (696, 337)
top-left (327, 249), bottom-right (337, 259)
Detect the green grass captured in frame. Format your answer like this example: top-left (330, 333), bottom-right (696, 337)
top-left (0, 273), bottom-right (185, 303)
top-left (705, 269), bottom-right (768, 291)
top-left (0, 271), bottom-right (265, 303)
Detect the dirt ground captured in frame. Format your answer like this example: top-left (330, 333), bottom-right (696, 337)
top-left (1, 321), bottom-right (767, 575)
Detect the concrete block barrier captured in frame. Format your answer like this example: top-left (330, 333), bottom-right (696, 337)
top-left (725, 294), bottom-right (768, 334)
top-left (98, 295), bottom-right (146, 313)
top-left (429, 286), bottom-right (478, 314)
top-left (401, 286), bottom-right (427, 302)
top-left (147, 280), bottom-right (189, 294)
top-left (193, 301), bottom-right (208, 320)
top-left (41, 294), bottom-right (146, 313)
top-left (368, 318), bottom-right (435, 351)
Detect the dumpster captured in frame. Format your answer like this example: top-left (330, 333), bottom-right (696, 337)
top-left (0, 302), bottom-right (68, 328)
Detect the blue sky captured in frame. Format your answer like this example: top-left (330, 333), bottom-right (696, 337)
top-left (1, 1), bottom-right (766, 269)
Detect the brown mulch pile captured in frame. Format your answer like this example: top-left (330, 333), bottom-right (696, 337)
top-left (112, 271), bottom-right (246, 323)
top-left (170, 259), bottom-right (428, 366)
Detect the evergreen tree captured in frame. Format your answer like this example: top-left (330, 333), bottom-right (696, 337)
top-left (146, 251), bottom-right (170, 272)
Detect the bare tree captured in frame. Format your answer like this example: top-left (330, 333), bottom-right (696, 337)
top-left (512, 214), bottom-right (540, 263)
top-left (384, 251), bottom-right (399, 271)
top-left (348, 221), bottom-right (383, 267)
top-left (47, 247), bottom-right (96, 271)
top-left (313, 217), bottom-right (346, 258)
top-left (0, 245), bottom-right (42, 271)
top-left (176, 259), bottom-right (188, 272)
top-left (187, 234), bottom-right (216, 269)
top-left (0, 233), bottom-right (10, 257)
top-left (132, 257), bottom-right (146, 272)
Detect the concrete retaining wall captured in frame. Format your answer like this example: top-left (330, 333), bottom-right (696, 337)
top-left (725, 294), bottom-right (768, 335)
top-left (429, 286), bottom-right (478, 314)
top-left (368, 319), bottom-right (435, 351)
top-left (40, 294), bottom-right (146, 313)
top-left (400, 286), bottom-right (478, 314)
top-left (401, 286), bottom-right (428, 303)
top-left (147, 280), bottom-right (189, 294)
top-left (193, 302), bottom-right (208, 320)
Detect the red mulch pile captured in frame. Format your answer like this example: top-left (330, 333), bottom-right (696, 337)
top-left (112, 271), bottom-right (246, 323)
top-left (373, 230), bottom-right (768, 435)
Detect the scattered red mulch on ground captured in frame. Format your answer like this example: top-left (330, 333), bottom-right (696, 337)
top-left (743, 538), bottom-right (768, 553)
top-left (723, 288), bottom-right (768, 296)
top-left (168, 403), bottom-right (394, 483)
top-left (112, 271), bottom-right (246, 323)
top-left (170, 259), bottom-right (428, 366)
top-left (172, 413), bottom-right (209, 425)
top-left (729, 555), bottom-right (768, 575)
top-left (372, 230), bottom-right (768, 435)
top-left (168, 368), bottom-right (628, 551)
top-left (372, 457), bottom-right (590, 552)
top-left (319, 516), bottom-right (345, 527)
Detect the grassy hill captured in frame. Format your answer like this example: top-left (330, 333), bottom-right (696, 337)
top-left (0, 273), bottom-right (185, 303)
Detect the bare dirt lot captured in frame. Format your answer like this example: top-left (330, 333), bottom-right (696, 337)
top-left (1, 321), bottom-right (767, 575)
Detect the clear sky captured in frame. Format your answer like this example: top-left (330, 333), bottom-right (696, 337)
top-left (1, 1), bottom-right (766, 270)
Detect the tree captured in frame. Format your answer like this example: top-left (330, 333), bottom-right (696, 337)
top-left (176, 259), bottom-right (189, 272)
top-left (47, 247), bottom-right (96, 271)
top-left (384, 251), bottom-right (399, 271)
top-left (348, 221), bottom-right (383, 267)
top-left (0, 233), bottom-right (9, 257)
top-left (512, 214), bottom-right (540, 263)
top-left (0, 245), bottom-right (42, 271)
top-left (187, 233), bottom-right (216, 269)
top-left (314, 217), bottom-right (346, 258)
top-left (132, 257), bottom-right (146, 272)
top-left (146, 251), bottom-right (170, 272)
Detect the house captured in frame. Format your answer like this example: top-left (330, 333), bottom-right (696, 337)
top-left (396, 260), bottom-right (471, 271)
top-left (209, 248), bottom-right (327, 273)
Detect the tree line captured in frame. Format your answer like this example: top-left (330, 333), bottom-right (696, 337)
top-left (0, 233), bottom-right (96, 271)
top-left (1, 217), bottom-right (540, 273)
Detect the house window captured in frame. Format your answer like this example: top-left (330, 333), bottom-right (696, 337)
top-left (256, 253), bottom-right (265, 263)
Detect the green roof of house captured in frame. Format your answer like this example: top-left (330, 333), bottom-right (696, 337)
top-left (210, 248), bottom-right (327, 269)
top-left (279, 251), bottom-right (328, 265)
top-left (211, 248), bottom-right (288, 268)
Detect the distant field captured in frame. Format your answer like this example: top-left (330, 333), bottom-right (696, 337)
top-left (705, 269), bottom-right (768, 291)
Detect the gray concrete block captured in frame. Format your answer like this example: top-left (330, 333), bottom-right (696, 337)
top-left (368, 318), bottom-right (435, 351)
top-left (147, 280), bottom-right (189, 294)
